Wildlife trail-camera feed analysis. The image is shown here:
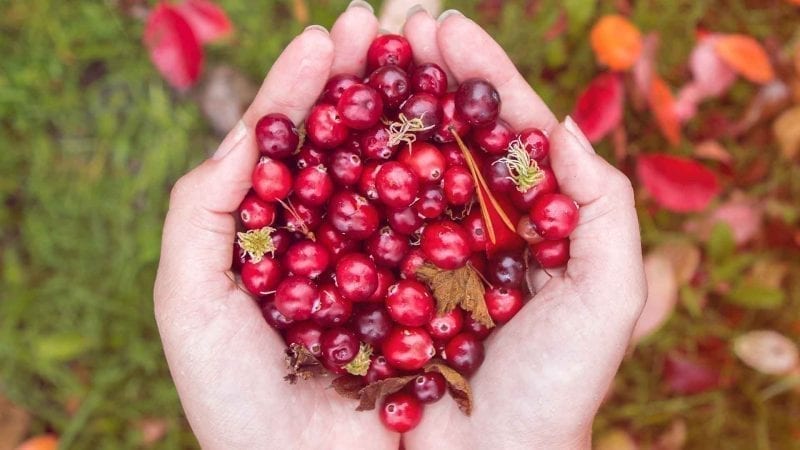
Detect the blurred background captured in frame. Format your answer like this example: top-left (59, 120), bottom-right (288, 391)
top-left (1, 0), bottom-right (799, 448)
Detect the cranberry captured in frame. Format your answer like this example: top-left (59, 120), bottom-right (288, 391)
top-left (472, 119), bottom-right (513, 155)
top-left (274, 275), bottom-right (318, 321)
top-left (319, 73), bottom-right (361, 105)
top-left (366, 226), bottom-right (410, 268)
top-left (433, 92), bottom-right (471, 143)
top-left (440, 142), bottom-right (466, 167)
top-left (399, 249), bottom-right (427, 280)
top-left (397, 142), bottom-right (446, 184)
top-left (241, 257), bottom-right (282, 296)
top-left (382, 327), bottom-right (435, 371)
top-left (255, 113), bottom-right (299, 159)
top-left (454, 78), bottom-right (500, 126)
top-left (283, 240), bottom-right (330, 279)
top-left (426, 309), bottom-right (464, 341)
top-left (238, 192), bottom-right (276, 229)
top-left (364, 355), bottom-right (397, 383)
top-left (320, 327), bottom-right (360, 366)
top-left (351, 304), bottom-right (392, 346)
top-left (329, 149), bottom-right (364, 186)
top-left (413, 185), bottom-right (446, 220)
top-left (530, 193), bottom-right (580, 240)
top-left (484, 156), bottom-right (516, 193)
top-left (306, 103), bottom-right (349, 149)
top-left (336, 84), bottom-right (384, 130)
top-left (261, 299), bottom-right (294, 330)
top-left (510, 165), bottom-right (558, 210)
top-left (316, 222), bottom-right (359, 260)
top-left (295, 143), bottom-right (328, 170)
top-left (444, 332), bottom-right (485, 376)
top-left (367, 34), bottom-right (412, 71)
top-left (443, 166), bottom-right (475, 206)
top-left (380, 392), bottom-right (423, 433)
top-left (328, 191), bottom-right (380, 240)
top-left (312, 283), bottom-right (352, 327)
top-left (284, 199), bottom-right (323, 233)
top-left (335, 253), bottom-right (379, 302)
top-left (410, 63), bottom-right (447, 97)
top-left (420, 221), bottom-right (471, 270)
top-left (386, 280), bottom-right (435, 327)
top-left (360, 126), bottom-right (396, 161)
top-left (376, 161), bottom-right (419, 209)
top-left (368, 268), bottom-right (396, 302)
top-left (462, 211), bottom-right (488, 253)
top-left (463, 314), bottom-right (492, 340)
top-left (399, 93), bottom-right (442, 140)
top-left (485, 287), bottom-right (524, 323)
top-left (269, 228), bottom-right (293, 255)
top-left (516, 215), bottom-right (544, 245)
top-left (387, 206), bottom-right (423, 235)
top-left (519, 127), bottom-right (550, 162)
top-left (530, 239), bottom-right (570, 268)
top-left (487, 250), bottom-right (525, 289)
top-left (367, 64), bottom-right (410, 110)
top-left (285, 321), bottom-right (323, 357)
top-left (293, 165), bottom-right (334, 207)
top-left (358, 161), bottom-right (382, 200)
top-left (232, 241), bottom-right (245, 271)
top-left (252, 157), bottom-right (292, 202)
top-left (410, 372), bottom-right (446, 404)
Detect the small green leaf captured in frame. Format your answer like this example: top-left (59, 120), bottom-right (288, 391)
top-left (680, 285), bottom-right (703, 318)
top-left (725, 282), bottom-right (785, 310)
top-left (707, 222), bottom-right (735, 262)
top-left (563, 0), bottom-right (597, 34)
top-left (35, 333), bottom-right (91, 362)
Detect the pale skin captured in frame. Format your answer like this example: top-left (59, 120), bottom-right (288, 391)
top-left (154, 6), bottom-right (646, 450)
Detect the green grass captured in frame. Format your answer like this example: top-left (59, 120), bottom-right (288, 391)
top-left (1, 0), bottom-right (799, 448)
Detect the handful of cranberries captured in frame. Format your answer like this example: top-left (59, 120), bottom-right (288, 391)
top-left (232, 34), bottom-right (578, 433)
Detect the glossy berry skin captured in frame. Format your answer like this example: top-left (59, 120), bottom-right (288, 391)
top-left (252, 157), bottom-right (292, 202)
top-left (410, 372), bottom-right (446, 404)
top-left (283, 200), bottom-right (323, 233)
top-left (433, 93), bottom-right (471, 143)
top-left (293, 165), bottom-right (334, 207)
top-left (397, 142), bottom-right (446, 184)
top-left (284, 321), bottom-right (323, 357)
top-left (472, 119), bottom-right (513, 155)
top-left (255, 113), bottom-right (299, 159)
top-left (319, 73), bottom-right (361, 105)
top-left (380, 392), bottom-right (423, 433)
top-left (307, 103), bottom-right (349, 149)
top-left (367, 34), bottom-right (413, 71)
top-left (387, 206), bottom-right (423, 235)
top-left (399, 249), bottom-right (426, 281)
top-left (316, 222), bottom-right (360, 261)
top-left (260, 298), bottom-right (294, 330)
top-left (360, 126), bottom-right (396, 161)
top-left (444, 332), bottom-right (485, 376)
top-left (485, 287), bottom-right (524, 324)
top-left (440, 142), bottom-right (467, 167)
top-left (335, 253), bottom-right (379, 302)
top-left (358, 161), bottom-right (382, 201)
top-left (413, 185), bottom-right (446, 220)
top-left (420, 221), bottom-right (471, 270)
top-left (382, 327), bottom-right (435, 371)
top-left (351, 304), bottom-right (392, 346)
top-left (443, 166), bottom-right (475, 206)
top-left (274, 276), bottom-right (318, 321)
top-left (337, 84), bottom-right (384, 130)
top-left (487, 250), bottom-right (525, 289)
top-left (484, 156), bottom-right (516, 193)
top-left (463, 314), bottom-right (492, 340)
top-left (327, 191), bottom-right (380, 240)
top-left (519, 128), bottom-right (550, 162)
top-left (269, 228), bottom-right (292, 255)
top-left (241, 257), bottom-right (283, 297)
top-left (454, 78), bottom-right (501, 126)
top-left (364, 355), bottom-right (397, 383)
top-left (399, 93), bottom-right (442, 140)
top-left (375, 162), bottom-right (419, 209)
top-left (426, 309), bottom-right (464, 341)
top-left (367, 268), bottom-right (396, 302)
top-left (530, 239), bottom-right (570, 268)
top-left (312, 283), bottom-right (352, 327)
top-left (510, 165), bottom-right (559, 210)
top-left (530, 193), bottom-right (579, 240)
top-left (329, 149), bottom-right (364, 186)
top-left (410, 63), bottom-right (447, 97)
top-left (386, 280), bottom-right (435, 327)
top-left (320, 327), bottom-right (360, 366)
top-left (283, 240), bottom-right (330, 279)
top-left (367, 64), bottom-right (410, 110)
top-left (238, 192), bottom-right (276, 229)
top-left (463, 211), bottom-right (488, 253)
top-left (295, 143), bottom-right (328, 170)
top-left (366, 227), bottom-right (410, 268)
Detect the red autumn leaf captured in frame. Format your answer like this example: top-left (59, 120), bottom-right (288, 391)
top-left (662, 352), bottom-right (722, 395)
top-left (174, 0), bottom-right (233, 44)
top-left (636, 154), bottom-right (720, 213)
top-left (649, 75), bottom-right (681, 146)
top-left (572, 72), bottom-right (624, 143)
top-left (143, 3), bottom-right (204, 90)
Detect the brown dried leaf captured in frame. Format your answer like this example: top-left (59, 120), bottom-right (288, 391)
top-left (355, 376), bottom-right (416, 411)
top-left (330, 375), bottom-right (364, 400)
top-left (416, 263), bottom-right (495, 328)
top-left (284, 344), bottom-right (326, 384)
top-left (425, 361), bottom-right (474, 415)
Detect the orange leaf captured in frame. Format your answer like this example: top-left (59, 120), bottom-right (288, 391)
top-left (714, 34), bottom-right (775, 84)
top-left (590, 15), bottom-right (643, 71)
top-left (15, 435), bottom-right (58, 450)
top-left (649, 76), bottom-right (681, 145)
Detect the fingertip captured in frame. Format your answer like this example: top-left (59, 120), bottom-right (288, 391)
top-left (403, 7), bottom-right (452, 77)
top-left (330, 5), bottom-right (379, 75)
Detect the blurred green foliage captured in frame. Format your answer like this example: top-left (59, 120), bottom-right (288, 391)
top-left (1, 0), bottom-right (799, 448)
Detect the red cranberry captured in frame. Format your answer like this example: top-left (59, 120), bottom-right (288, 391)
top-left (516, 215), bottom-right (544, 245)
top-left (463, 314), bottom-right (492, 340)
top-left (351, 304), bottom-right (392, 346)
top-left (387, 206), bottom-right (423, 235)
top-left (469, 253), bottom-right (488, 275)
top-left (364, 355), bottom-right (397, 383)
top-left (530, 239), bottom-right (570, 268)
top-left (399, 93), bottom-right (442, 140)
top-left (519, 127), bottom-right (550, 162)
top-left (472, 119), bottom-right (513, 155)
top-left (380, 392), bottom-right (423, 433)
top-left (367, 34), bottom-right (413, 71)
top-left (485, 286), bottom-right (524, 323)
top-left (399, 249), bottom-right (427, 281)
top-left (328, 191), bottom-right (380, 240)
top-left (360, 126), bottom-right (396, 161)
top-left (269, 228), bottom-right (292, 255)
top-left (367, 64), bottom-right (410, 110)
top-left (306, 103), bottom-right (349, 149)
top-left (397, 142), bottom-right (446, 184)
top-left (484, 156), bottom-right (516, 193)
top-left (410, 372), bottom-right (446, 404)
top-left (336, 84), bottom-right (384, 130)
top-left (320, 327), bottom-right (360, 366)
top-left (382, 327), bottom-right (435, 371)
top-left (285, 321), bottom-right (323, 357)
top-left (312, 283), bottom-right (352, 327)
top-left (444, 332), bottom-right (485, 376)
top-left (316, 222), bottom-right (359, 261)
top-left (295, 143), bottom-right (328, 170)
top-left (454, 78), bottom-right (500, 126)
top-left (358, 161), bottom-right (382, 200)
top-left (530, 193), bottom-right (579, 240)
top-left (319, 73), bottom-right (361, 105)
top-left (420, 221), bottom-right (471, 270)
top-left (335, 253), bottom-right (379, 302)
top-left (443, 166), bottom-right (475, 206)
top-left (463, 211), bottom-right (488, 253)
top-left (368, 268), bottom-right (396, 302)
top-left (426, 309), bottom-right (464, 341)
top-left (252, 157), bottom-right (292, 202)
top-left (261, 299), bottom-right (294, 330)
top-left (410, 63), bottom-right (447, 96)
top-left (329, 149), bottom-right (364, 186)
top-left (376, 161), bottom-right (420, 209)
top-left (283, 240), bottom-right (330, 279)
top-left (440, 142), bottom-right (467, 167)
top-left (293, 165), bottom-right (334, 207)
top-left (255, 113), bottom-right (299, 159)
top-left (386, 280), bottom-right (435, 327)
top-left (487, 250), bottom-right (525, 289)
top-left (433, 92), bottom-right (471, 143)
top-left (366, 226), bottom-right (410, 268)
top-left (238, 192), bottom-right (276, 229)
top-left (241, 257), bottom-right (282, 297)
top-left (232, 241), bottom-right (245, 271)
top-left (414, 185), bottom-right (446, 220)
top-left (274, 275), bottom-right (318, 321)
top-left (510, 165), bottom-right (558, 210)
top-left (284, 199), bottom-right (323, 233)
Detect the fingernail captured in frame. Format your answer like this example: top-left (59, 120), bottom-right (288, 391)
top-left (304, 24), bottom-right (329, 35)
top-left (563, 116), bottom-right (595, 155)
top-left (212, 121), bottom-right (248, 160)
top-left (347, 0), bottom-right (374, 14)
top-left (437, 9), bottom-right (463, 24)
top-left (406, 4), bottom-right (428, 19)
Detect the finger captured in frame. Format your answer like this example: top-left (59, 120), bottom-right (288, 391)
top-left (403, 7), bottom-right (454, 84)
top-left (330, 1), bottom-right (380, 76)
top-left (436, 12), bottom-right (558, 132)
top-left (526, 266), bottom-right (565, 294)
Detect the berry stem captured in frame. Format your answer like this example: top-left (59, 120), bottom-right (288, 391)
top-left (495, 138), bottom-right (544, 192)
top-left (387, 113), bottom-right (435, 148)
top-left (236, 226), bottom-right (276, 262)
top-left (344, 343), bottom-right (373, 376)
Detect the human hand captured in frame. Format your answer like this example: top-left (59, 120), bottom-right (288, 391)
top-left (153, 5), bottom-right (401, 449)
top-left (401, 10), bottom-right (646, 450)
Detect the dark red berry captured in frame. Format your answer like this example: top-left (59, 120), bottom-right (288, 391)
top-left (410, 63), bottom-right (447, 97)
top-left (360, 126), bottom-right (396, 161)
top-left (519, 127), bottom-right (550, 162)
top-left (312, 283), bottom-right (352, 327)
top-left (426, 309), bottom-right (464, 341)
top-left (364, 355), bottom-right (397, 383)
top-left (397, 142), bottom-right (446, 184)
top-left (328, 191), bottom-right (380, 240)
top-left (307, 103), bottom-right (349, 149)
top-left (420, 221), bottom-right (471, 270)
top-left (413, 185), bottom-right (446, 220)
top-left (255, 113), bottom-right (299, 159)
top-left (319, 73), bottom-right (361, 105)
top-left (285, 321), bottom-right (323, 357)
top-left (444, 332), bottom-right (485, 376)
top-left (433, 92), bottom-right (471, 143)
top-left (440, 142), bottom-right (467, 167)
top-left (367, 34), bottom-right (413, 71)
top-left (485, 286), bottom-right (524, 324)
top-left (386, 280), bottom-right (435, 327)
top-left (252, 157), bottom-right (292, 202)
top-left (454, 78), bottom-right (500, 126)
top-left (399, 249), bottom-right (426, 281)
top-left (387, 206), bottom-right (423, 235)
top-left (293, 165), bottom-right (334, 207)
top-left (376, 161), bottom-right (420, 209)
top-left (241, 257), bottom-right (283, 297)
top-left (366, 226), bottom-right (410, 268)
top-left (399, 93), bottom-right (442, 140)
top-left (295, 143), bottom-right (328, 170)
top-left (320, 327), bottom-right (360, 366)
top-left (463, 314), bottom-right (492, 340)
top-left (329, 149), bottom-right (364, 186)
top-left (443, 166), bottom-right (475, 206)
top-left (484, 156), bottom-right (516, 193)
top-left (238, 192), bottom-right (277, 229)
top-left (335, 253), bottom-right (379, 302)
top-left (410, 372), bottom-right (446, 404)
top-left (487, 250), bottom-right (525, 289)
top-left (367, 268), bottom-right (396, 302)
top-left (274, 275), bottom-right (318, 321)
top-left (530, 239), bottom-right (570, 268)
top-left (316, 222), bottom-right (360, 261)
top-left (510, 165), bottom-right (558, 210)
top-left (382, 327), bottom-right (435, 371)
top-left (463, 210), bottom-right (488, 253)
top-left (232, 241), bottom-right (246, 271)
top-left (283, 240), bottom-right (330, 279)
top-left (261, 299), bottom-right (294, 330)
top-left (351, 304), bottom-right (392, 346)
top-left (380, 392), bottom-right (423, 433)
top-left (472, 119), bottom-right (513, 155)
top-left (269, 228), bottom-right (293, 255)
top-left (337, 84), bottom-right (384, 130)
top-left (367, 64), bottom-right (410, 110)
top-left (284, 199), bottom-right (323, 233)
top-left (358, 161), bottom-right (382, 200)
top-left (530, 193), bottom-right (579, 240)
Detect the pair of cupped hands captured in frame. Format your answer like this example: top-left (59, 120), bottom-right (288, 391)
top-left (154, 3), bottom-right (646, 449)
